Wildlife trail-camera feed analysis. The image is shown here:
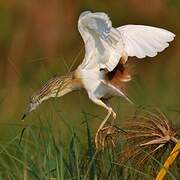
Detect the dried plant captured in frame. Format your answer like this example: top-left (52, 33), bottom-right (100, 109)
top-left (117, 108), bottom-right (179, 167)
top-left (94, 125), bottom-right (119, 150)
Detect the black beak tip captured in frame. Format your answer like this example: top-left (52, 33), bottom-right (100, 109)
top-left (21, 114), bottom-right (26, 121)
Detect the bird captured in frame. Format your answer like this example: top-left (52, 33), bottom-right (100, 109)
top-left (22, 11), bottom-right (175, 149)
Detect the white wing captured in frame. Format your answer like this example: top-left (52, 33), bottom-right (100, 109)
top-left (78, 11), bottom-right (123, 72)
top-left (117, 25), bottom-right (175, 59)
top-left (78, 11), bottom-right (175, 72)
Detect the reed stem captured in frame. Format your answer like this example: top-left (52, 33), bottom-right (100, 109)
top-left (156, 140), bottom-right (180, 180)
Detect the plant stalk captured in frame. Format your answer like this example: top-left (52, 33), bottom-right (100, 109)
top-left (156, 140), bottom-right (180, 180)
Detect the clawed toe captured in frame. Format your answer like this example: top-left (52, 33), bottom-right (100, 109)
top-left (107, 125), bottom-right (115, 134)
top-left (95, 107), bottom-right (117, 150)
top-left (95, 125), bottom-right (117, 150)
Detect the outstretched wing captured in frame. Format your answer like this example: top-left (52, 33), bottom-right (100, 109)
top-left (78, 11), bottom-right (123, 72)
top-left (78, 11), bottom-right (175, 72)
top-left (117, 25), bottom-right (175, 60)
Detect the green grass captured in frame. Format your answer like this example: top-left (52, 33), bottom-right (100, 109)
top-left (0, 56), bottom-right (179, 179)
top-left (0, 108), bottom-right (179, 180)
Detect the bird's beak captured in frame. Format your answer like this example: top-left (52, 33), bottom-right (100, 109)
top-left (21, 106), bottom-right (30, 121)
top-left (21, 102), bottom-right (34, 121)
top-left (21, 113), bottom-right (27, 120)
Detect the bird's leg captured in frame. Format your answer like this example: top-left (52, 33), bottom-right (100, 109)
top-left (96, 107), bottom-right (112, 135)
top-left (89, 96), bottom-right (112, 149)
top-left (96, 108), bottom-right (113, 149)
top-left (99, 99), bottom-right (117, 148)
top-left (106, 112), bottom-right (116, 135)
top-left (101, 99), bottom-right (116, 134)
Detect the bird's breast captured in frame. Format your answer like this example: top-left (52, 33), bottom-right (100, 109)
top-left (75, 68), bottom-right (103, 95)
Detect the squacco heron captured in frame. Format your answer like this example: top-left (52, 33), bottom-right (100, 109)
top-left (22, 11), bottom-right (175, 148)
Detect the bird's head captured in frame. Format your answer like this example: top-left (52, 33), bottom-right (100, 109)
top-left (21, 73), bottom-right (79, 120)
top-left (21, 90), bottom-right (47, 120)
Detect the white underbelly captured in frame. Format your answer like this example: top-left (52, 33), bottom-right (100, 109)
top-left (77, 68), bottom-right (106, 97)
top-left (77, 67), bottom-right (116, 99)
top-left (78, 68), bottom-right (101, 91)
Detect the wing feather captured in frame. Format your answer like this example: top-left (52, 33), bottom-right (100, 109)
top-left (117, 25), bottom-right (175, 59)
top-left (78, 11), bottom-right (123, 71)
top-left (78, 12), bottom-right (175, 72)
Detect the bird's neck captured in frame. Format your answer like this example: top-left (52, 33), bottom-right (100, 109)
top-left (55, 71), bottom-right (83, 97)
top-left (35, 71), bottom-right (83, 103)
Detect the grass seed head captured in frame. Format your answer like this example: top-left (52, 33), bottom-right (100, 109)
top-left (117, 108), bottom-right (179, 167)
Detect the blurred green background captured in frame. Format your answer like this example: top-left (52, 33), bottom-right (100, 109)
top-left (0, 0), bottom-right (179, 142)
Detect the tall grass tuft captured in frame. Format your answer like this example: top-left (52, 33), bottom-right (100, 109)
top-left (0, 108), bottom-right (179, 179)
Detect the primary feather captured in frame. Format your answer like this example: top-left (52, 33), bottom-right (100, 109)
top-left (117, 25), bottom-right (175, 59)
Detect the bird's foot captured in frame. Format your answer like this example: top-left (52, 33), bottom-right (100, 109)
top-left (95, 124), bottom-right (117, 150)
top-left (95, 109), bottom-right (117, 150)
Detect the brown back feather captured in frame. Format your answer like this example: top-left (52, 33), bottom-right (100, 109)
top-left (107, 62), bottom-right (133, 94)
